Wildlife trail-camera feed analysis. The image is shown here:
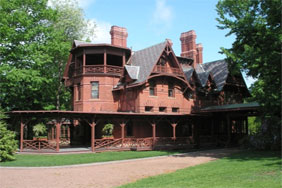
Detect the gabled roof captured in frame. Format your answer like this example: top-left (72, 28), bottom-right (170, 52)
top-left (127, 41), bottom-right (167, 85)
top-left (182, 66), bottom-right (194, 81)
top-left (125, 65), bottom-right (140, 80)
top-left (195, 64), bottom-right (210, 87)
top-left (195, 59), bottom-right (228, 91)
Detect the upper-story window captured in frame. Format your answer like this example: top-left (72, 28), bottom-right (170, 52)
top-left (91, 81), bottom-right (99, 99)
top-left (168, 83), bottom-right (175, 97)
top-left (77, 83), bottom-right (81, 101)
top-left (149, 81), bottom-right (156, 96)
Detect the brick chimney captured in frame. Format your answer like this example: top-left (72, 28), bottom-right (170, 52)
top-left (196, 43), bottom-right (203, 64)
top-left (110, 26), bottom-right (128, 48)
top-left (180, 30), bottom-right (197, 61)
top-left (180, 30), bottom-right (203, 67)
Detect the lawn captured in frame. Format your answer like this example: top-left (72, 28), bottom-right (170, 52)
top-left (120, 150), bottom-right (281, 188)
top-left (0, 150), bottom-right (179, 167)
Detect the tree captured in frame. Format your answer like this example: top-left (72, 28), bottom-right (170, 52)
top-left (0, 111), bottom-right (17, 162)
top-left (216, 0), bottom-right (281, 149)
top-left (0, 0), bottom-right (95, 111)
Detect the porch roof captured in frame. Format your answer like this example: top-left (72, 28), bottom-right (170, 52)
top-left (198, 102), bottom-right (260, 113)
top-left (7, 110), bottom-right (202, 118)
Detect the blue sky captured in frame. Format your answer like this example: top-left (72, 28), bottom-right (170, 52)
top-left (75, 0), bottom-right (255, 87)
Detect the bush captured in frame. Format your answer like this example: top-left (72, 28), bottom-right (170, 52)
top-left (102, 123), bottom-right (114, 137)
top-left (33, 123), bottom-right (47, 137)
top-left (0, 112), bottom-right (17, 162)
top-left (245, 117), bottom-right (281, 150)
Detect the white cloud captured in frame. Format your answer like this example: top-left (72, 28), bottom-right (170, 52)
top-left (150, 0), bottom-right (173, 32)
top-left (87, 19), bottom-right (111, 44)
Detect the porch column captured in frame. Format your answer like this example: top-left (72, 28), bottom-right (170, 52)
top-left (152, 123), bottom-right (156, 144)
top-left (120, 123), bottom-right (125, 146)
top-left (226, 115), bottom-right (231, 146)
top-left (20, 119), bottom-right (24, 152)
top-left (245, 117), bottom-right (248, 135)
top-left (90, 122), bottom-right (96, 152)
top-left (171, 123), bottom-right (177, 140)
top-left (51, 127), bottom-right (55, 140)
top-left (67, 126), bottom-right (70, 139)
top-left (56, 121), bottom-right (61, 152)
top-left (104, 49), bottom-right (107, 73)
top-left (83, 49), bottom-right (86, 74)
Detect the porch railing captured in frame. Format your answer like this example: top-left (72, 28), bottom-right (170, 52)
top-left (153, 65), bottom-right (183, 76)
top-left (73, 65), bottom-right (123, 76)
top-left (23, 140), bottom-right (56, 151)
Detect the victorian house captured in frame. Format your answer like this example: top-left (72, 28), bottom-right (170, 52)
top-left (12, 26), bottom-right (258, 152)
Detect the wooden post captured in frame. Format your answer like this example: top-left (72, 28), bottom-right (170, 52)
top-left (120, 123), bottom-right (125, 147)
top-left (56, 121), bottom-right (61, 152)
top-left (83, 50), bottom-right (86, 74)
top-left (20, 119), bottom-right (24, 152)
top-left (245, 117), bottom-right (248, 135)
top-left (90, 121), bottom-right (96, 152)
top-left (152, 123), bottom-right (156, 145)
top-left (227, 115), bottom-right (231, 146)
top-left (67, 126), bottom-right (70, 140)
top-left (51, 127), bottom-right (55, 140)
top-left (171, 123), bottom-right (177, 140)
top-left (104, 49), bottom-right (107, 73)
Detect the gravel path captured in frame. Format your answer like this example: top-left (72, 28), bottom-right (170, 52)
top-left (0, 148), bottom-right (239, 188)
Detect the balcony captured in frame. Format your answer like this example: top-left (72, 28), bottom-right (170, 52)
top-left (153, 65), bottom-right (183, 77)
top-left (72, 65), bottom-right (123, 77)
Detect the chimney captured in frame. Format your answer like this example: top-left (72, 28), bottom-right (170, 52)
top-left (196, 43), bottom-right (203, 64)
top-left (180, 30), bottom-right (197, 61)
top-left (180, 30), bottom-right (203, 67)
top-left (110, 26), bottom-right (128, 48)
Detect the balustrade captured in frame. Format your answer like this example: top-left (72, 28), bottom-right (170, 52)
top-left (153, 65), bottom-right (183, 76)
top-left (73, 65), bottom-right (123, 76)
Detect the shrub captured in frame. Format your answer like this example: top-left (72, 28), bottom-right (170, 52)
top-left (33, 123), bottom-right (47, 137)
top-left (0, 112), bottom-right (17, 162)
top-left (102, 123), bottom-right (114, 137)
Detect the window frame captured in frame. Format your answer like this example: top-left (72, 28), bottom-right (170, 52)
top-left (168, 83), bottom-right (175, 97)
top-left (91, 81), bottom-right (99, 99)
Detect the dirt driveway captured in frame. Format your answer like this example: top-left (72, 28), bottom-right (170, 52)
top-left (0, 148), bottom-right (238, 188)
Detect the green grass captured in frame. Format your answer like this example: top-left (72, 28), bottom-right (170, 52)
top-left (0, 150), bottom-right (179, 167)
top-left (120, 150), bottom-right (282, 188)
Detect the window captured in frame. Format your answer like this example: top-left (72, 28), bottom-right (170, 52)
top-left (149, 81), bottom-right (156, 96)
top-left (77, 83), bottom-right (81, 101)
top-left (159, 107), bottom-right (167, 112)
top-left (145, 106), bottom-right (153, 112)
top-left (168, 83), bottom-right (175, 97)
top-left (172, 108), bottom-right (179, 113)
top-left (91, 82), bottom-right (99, 99)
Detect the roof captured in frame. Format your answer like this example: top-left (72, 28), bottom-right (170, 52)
top-left (182, 66), bottom-right (194, 81)
top-left (199, 102), bottom-right (260, 113)
top-left (127, 41), bottom-right (167, 85)
top-left (125, 65), bottom-right (140, 80)
top-left (195, 64), bottom-right (210, 87)
top-left (72, 40), bottom-right (131, 51)
top-left (195, 59), bottom-right (229, 91)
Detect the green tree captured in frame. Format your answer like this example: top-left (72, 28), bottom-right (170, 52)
top-left (216, 0), bottom-right (281, 149)
top-left (0, 111), bottom-right (17, 162)
top-left (0, 0), bottom-right (95, 111)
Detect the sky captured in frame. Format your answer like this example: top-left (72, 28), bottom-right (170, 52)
top-left (73, 0), bottom-right (255, 87)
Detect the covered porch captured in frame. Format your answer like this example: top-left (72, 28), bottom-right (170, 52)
top-left (8, 111), bottom-right (200, 153)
